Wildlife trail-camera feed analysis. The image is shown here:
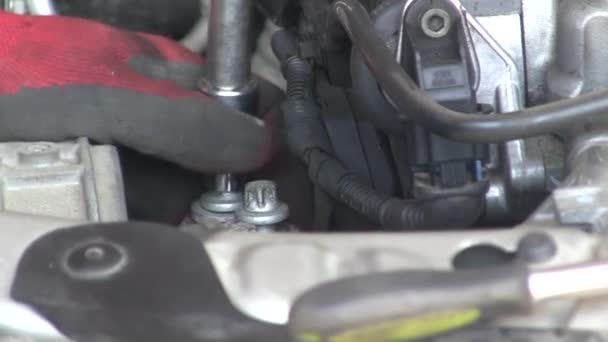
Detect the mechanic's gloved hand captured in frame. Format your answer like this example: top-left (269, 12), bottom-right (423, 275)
top-left (0, 12), bottom-right (272, 173)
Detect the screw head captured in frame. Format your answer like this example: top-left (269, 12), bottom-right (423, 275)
top-left (428, 15), bottom-right (445, 32)
top-left (236, 180), bottom-right (289, 226)
top-left (62, 241), bottom-right (127, 280)
top-left (420, 9), bottom-right (451, 39)
top-left (198, 191), bottom-right (243, 213)
top-left (244, 180), bottom-right (279, 212)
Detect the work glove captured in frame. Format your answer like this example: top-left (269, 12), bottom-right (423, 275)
top-left (0, 11), bottom-right (272, 173)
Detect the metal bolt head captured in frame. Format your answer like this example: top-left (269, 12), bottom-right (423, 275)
top-left (420, 9), bottom-right (451, 39)
top-left (198, 191), bottom-right (243, 213)
top-left (428, 15), bottom-right (445, 32)
top-left (61, 241), bottom-right (127, 280)
top-left (194, 174), bottom-right (242, 215)
top-left (236, 180), bottom-right (289, 226)
top-left (18, 143), bottom-right (60, 166)
top-left (244, 180), bottom-right (279, 212)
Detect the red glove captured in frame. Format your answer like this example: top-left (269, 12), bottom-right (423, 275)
top-left (0, 12), bottom-right (272, 173)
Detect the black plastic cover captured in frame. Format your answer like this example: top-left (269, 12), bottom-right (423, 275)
top-left (11, 222), bottom-right (286, 342)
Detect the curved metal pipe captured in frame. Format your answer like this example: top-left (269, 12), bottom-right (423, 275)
top-left (333, 0), bottom-right (608, 143)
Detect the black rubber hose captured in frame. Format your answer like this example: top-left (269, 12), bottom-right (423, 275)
top-left (273, 30), bottom-right (484, 229)
top-left (289, 265), bottom-right (530, 341)
top-left (332, 0), bottom-right (608, 143)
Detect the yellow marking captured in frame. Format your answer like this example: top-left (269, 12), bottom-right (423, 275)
top-left (328, 309), bottom-right (481, 342)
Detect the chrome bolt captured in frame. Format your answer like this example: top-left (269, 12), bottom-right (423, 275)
top-left (201, 174), bottom-right (243, 213)
top-left (420, 9), bottom-right (451, 39)
top-left (191, 174), bottom-right (243, 223)
top-left (236, 180), bottom-right (289, 228)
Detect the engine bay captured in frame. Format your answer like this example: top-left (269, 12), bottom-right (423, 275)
top-left (2, 0), bottom-right (608, 341)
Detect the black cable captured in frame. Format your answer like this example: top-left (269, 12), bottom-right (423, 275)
top-left (272, 30), bottom-right (484, 229)
top-left (332, 0), bottom-right (608, 143)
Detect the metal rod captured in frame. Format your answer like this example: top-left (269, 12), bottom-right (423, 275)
top-left (195, 0), bottom-right (258, 221)
top-left (215, 174), bottom-right (237, 193)
top-left (207, 0), bottom-right (254, 91)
